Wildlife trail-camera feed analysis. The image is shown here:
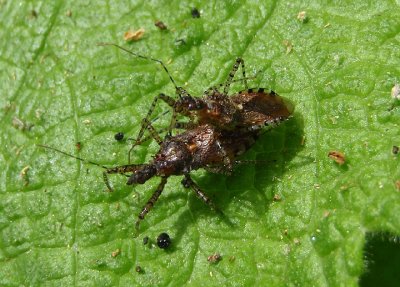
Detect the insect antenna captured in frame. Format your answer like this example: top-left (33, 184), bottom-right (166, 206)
top-left (37, 144), bottom-right (110, 170)
top-left (234, 159), bottom-right (277, 165)
top-left (97, 42), bottom-right (180, 95)
top-left (37, 144), bottom-right (145, 192)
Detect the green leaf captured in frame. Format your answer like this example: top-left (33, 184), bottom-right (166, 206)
top-left (1, 0), bottom-right (399, 286)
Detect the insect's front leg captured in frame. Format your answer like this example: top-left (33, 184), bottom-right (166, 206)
top-left (135, 176), bottom-right (169, 233)
top-left (103, 164), bottom-right (145, 192)
top-left (128, 93), bottom-right (175, 163)
top-left (167, 86), bottom-right (199, 135)
top-left (176, 86), bottom-right (192, 99)
top-left (204, 85), bottom-right (220, 96)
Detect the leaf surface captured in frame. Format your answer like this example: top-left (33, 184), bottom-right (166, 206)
top-left (1, 1), bottom-right (399, 286)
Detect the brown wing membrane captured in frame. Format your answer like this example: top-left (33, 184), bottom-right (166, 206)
top-left (232, 89), bottom-right (294, 127)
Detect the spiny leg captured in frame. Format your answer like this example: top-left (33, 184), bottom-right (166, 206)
top-left (135, 176), bottom-right (168, 232)
top-left (176, 86), bottom-right (193, 98)
top-left (167, 108), bottom-right (178, 136)
top-left (127, 129), bottom-right (160, 147)
top-left (128, 118), bottom-right (163, 162)
top-left (126, 109), bottom-right (170, 142)
top-left (128, 93), bottom-right (175, 163)
top-left (103, 164), bottom-right (145, 192)
top-left (181, 174), bottom-right (218, 212)
top-left (127, 120), bottom-right (190, 147)
top-left (167, 87), bottom-right (198, 136)
top-left (204, 76), bottom-right (256, 96)
top-left (204, 86), bottom-right (219, 96)
top-left (223, 58), bottom-right (248, 95)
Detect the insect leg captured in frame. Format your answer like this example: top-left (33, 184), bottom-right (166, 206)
top-left (215, 139), bottom-right (233, 170)
top-left (126, 119), bottom-right (192, 149)
top-left (104, 164), bottom-right (145, 192)
top-left (204, 85), bottom-right (220, 96)
top-left (181, 174), bottom-right (218, 211)
top-left (167, 86), bottom-right (199, 135)
top-left (204, 76), bottom-right (257, 95)
top-left (174, 122), bottom-right (196, 130)
top-left (223, 58), bottom-right (248, 95)
top-left (176, 86), bottom-right (193, 98)
top-left (129, 118), bottom-right (163, 148)
top-left (135, 176), bottom-right (168, 232)
top-left (128, 93), bottom-right (175, 163)
top-left (167, 108), bottom-right (178, 136)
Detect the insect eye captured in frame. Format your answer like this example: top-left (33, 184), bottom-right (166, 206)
top-left (196, 102), bottom-right (205, 109)
top-left (187, 98), bottom-right (203, 110)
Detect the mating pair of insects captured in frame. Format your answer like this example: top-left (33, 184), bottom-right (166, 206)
top-left (40, 43), bottom-right (294, 232)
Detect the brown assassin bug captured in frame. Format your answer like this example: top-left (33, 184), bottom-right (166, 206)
top-left (38, 44), bottom-right (294, 232)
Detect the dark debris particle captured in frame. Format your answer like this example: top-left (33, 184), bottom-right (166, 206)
top-left (114, 132), bottom-right (124, 141)
top-left (207, 253), bottom-right (222, 264)
top-left (191, 7), bottom-right (200, 18)
top-left (392, 145), bottom-right (399, 155)
top-left (175, 38), bottom-right (186, 46)
top-left (143, 236), bottom-right (149, 245)
top-left (155, 20), bottom-right (167, 30)
top-left (31, 10), bottom-right (38, 18)
top-left (135, 265), bottom-right (143, 273)
top-left (157, 232), bottom-right (171, 249)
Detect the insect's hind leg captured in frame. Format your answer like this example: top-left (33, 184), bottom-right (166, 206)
top-left (135, 176), bottom-right (169, 232)
top-left (223, 58), bottom-right (248, 95)
top-left (204, 75), bottom-right (257, 96)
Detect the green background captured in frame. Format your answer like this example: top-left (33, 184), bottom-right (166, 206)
top-left (1, 0), bottom-right (399, 286)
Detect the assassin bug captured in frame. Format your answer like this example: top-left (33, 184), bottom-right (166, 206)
top-left (97, 43), bottom-right (293, 163)
top-left (39, 44), bottom-right (294, 232)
